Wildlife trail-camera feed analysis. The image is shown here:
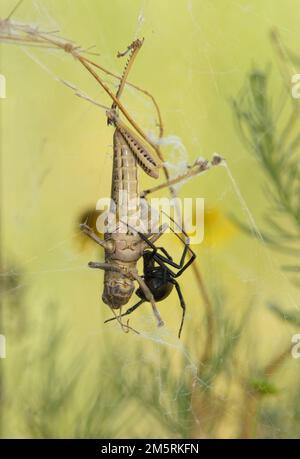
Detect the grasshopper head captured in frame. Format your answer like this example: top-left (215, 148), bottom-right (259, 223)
top-left (102, 271), bottom-right (134, 308)
top-left (106, 108), bottom-right (118, 126)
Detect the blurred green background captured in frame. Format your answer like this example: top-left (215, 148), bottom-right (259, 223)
top-left (1, 0), bottom-right (300, 439)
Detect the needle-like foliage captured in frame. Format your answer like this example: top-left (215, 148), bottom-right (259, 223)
top-left (232, 68), bottom-right (300, 265)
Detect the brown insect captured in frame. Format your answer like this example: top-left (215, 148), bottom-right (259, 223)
top-left (80, 40), bottom-right (166, 329)
top-left (80, 40), bottom-right (196, 336)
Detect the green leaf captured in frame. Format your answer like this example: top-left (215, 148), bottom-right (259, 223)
top-left (249, 378), bottom-right (279, 396)
top-left (268, 303), bottom-right (300, 327)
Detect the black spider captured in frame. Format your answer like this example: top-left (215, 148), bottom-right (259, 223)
top-left (104, 229), bottom-right (196, 338)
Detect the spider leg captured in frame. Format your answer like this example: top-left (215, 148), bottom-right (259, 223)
top-left (130, 222), bottom-right (168, 251)
top-left (104, 299), bottom-right (145, 324)
top-left (171, 279), bottom-right (186, 339)
top-left (154, 247), bottom-right (196, 278)
top-left (134, 218), bottom-right (196, 274)
top-left (158, 241), bottom-right (190, 268)
top-left (147, 223), bottom-right (168, 244)
top-left (154, 226), bottom-right (196, 277)
top-left (135, 228), bottom-right (173, 260)
top-left (138, 229), bottom-right (196, 278)
top-left (155, 247), bottom-right (173, 260)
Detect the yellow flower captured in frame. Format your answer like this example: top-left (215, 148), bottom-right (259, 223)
top-left (202, 207), bottom-right (237, 248)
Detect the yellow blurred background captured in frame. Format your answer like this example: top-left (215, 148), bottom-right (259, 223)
top-left (1, 0), bottom-right (300, 439)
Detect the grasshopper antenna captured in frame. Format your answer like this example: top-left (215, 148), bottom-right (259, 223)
top-left (111, 38), bottom-right (144, 111)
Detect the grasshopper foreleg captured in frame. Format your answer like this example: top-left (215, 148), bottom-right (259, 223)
top-left (80, 223), bottom-right (111, 250)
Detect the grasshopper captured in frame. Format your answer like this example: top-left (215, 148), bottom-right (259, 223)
top-left (80, 39), bottom-right (167, 328)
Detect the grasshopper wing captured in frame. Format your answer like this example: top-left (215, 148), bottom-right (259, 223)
top-left (116, 120), bottom-right (161, 179)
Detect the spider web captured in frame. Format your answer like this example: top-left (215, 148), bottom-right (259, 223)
top-left (0, 0), bottom-right (300, 440)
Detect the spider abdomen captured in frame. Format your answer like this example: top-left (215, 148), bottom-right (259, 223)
top-left (136, 275), bottom-right (173, 302)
